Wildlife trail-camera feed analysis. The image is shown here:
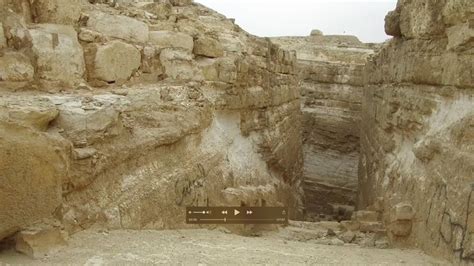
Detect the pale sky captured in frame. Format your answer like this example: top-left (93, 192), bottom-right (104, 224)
top-left (195, 0), bottom-right (398, 43)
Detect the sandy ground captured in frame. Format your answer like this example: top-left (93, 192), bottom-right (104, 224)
top-left (0, 228), bottom-right (450, 265)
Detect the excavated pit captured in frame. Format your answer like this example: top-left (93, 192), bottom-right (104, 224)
top-left (0, 0), bottom-right (473, 264)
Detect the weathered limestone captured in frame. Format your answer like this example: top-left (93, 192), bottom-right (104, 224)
top-left (0, 22), bottom-right (6, 48)
top-left (15, 222), bottom-right (67, 258)
top-left (0, 120), bottom-right (66, 241)
top-left (271, 35), bottom-right (377, 219)
top-left (0, 51), bottom-right (34, 81)
top-left (29, 24), bottom-right (85, 85)
top-left (92, 41), bottom-right (141, 83)
top-left (31, 0), bottom-right (81, 25)
top-left (149, 31), bottom-right (194, 52)
top-left (1, 9), bottom-right (32, 50)
top-left (86, 11), bottom-right (149, 43)
top-left (170, 0), bottom-right (193, 7)
top-left (360, 0), bottom-right (474, 263)
top-left (193, 36), bottom-right (224, 58)
top-left (0, 0), bottom-right (303, 242)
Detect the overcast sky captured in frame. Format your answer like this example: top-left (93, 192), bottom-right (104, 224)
top-left (195, 0), bottom-right (398, 43)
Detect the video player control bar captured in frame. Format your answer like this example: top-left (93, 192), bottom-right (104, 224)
top-left (186, 207), bottom-right (288, 224)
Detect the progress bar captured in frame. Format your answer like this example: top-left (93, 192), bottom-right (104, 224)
top-left (186, 207), bottom-right (288, 224)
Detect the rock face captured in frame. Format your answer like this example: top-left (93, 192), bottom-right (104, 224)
top-left (360, 0), bottom-right (474, 263)
top-left (0, 0), bottom-right (303, 241)
top-left (271, 35), bottom-right (378, 219)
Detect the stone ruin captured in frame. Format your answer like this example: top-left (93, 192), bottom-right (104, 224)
top-left (0, 0), bottom-right (472, 264)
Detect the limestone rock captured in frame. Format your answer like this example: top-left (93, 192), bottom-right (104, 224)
top-left (149, 31), bottom-right (194, 52)
top-left (0, 122), bottom-right (66, 240)
top-left (72, 147), bottom-right (97, 160)
top-left (29, 24), bottom-right (85, 85)
top-left (0, 22), bottom-right (6, 49)
top-left (0, 51), bottom-right (34, 81)
top-left (339, 231), bottom-right (356, 243)
top-left (143, 2), bottom-right (172, 20)
top-left (78, 28), bottom-right (103, 43)
top-left (15, 225), bottom-right (67, 258)
top-left (50, 95), bottom-right (122, 146)
top-left (340, 220), bottom-right (360, 231)
top-left (359, 222), bottom-right (385, 233)
top-left (160, 48), bottom-right (200, 80)
top-left (389, 220), bottom-right (412, 237)
top-left (0, 97), bottom-right (59, 131)
top-left (270, 35), bottom-right (376, 217)
top-left (446, 22), bottom-right (474, 51)
top-left (360, 0), bottom-right (474, 263)
top-left (385, 10), bottom-right (401, 37)
top-left (92, 40), bottom-right (141, 83)
top-left (170, 0), bottom-right (193, 6)
top-left (391, 203), bottom-right (414, 221)
top-left (1, 9), bottom-right (32, 49)
top-left (193, 36), bottom-right (224, 58)
top-left (86, 11), bottom-right (149, 43)
top-left (398, 0), bottom-right (446, 39)
top-left (31, 0), bottom-right (81, 25)
top-left (352, 211), bottom-right (379, 222)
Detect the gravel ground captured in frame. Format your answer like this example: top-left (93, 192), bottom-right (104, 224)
top-left (0, 228), bottom-right (450, 265)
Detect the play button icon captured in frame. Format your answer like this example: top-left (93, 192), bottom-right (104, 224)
top-left (234, 209), bottom-right (240, 216)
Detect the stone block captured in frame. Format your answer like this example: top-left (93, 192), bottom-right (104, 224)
top-left (359, 221), bottom-right (385, 233)
top-left (446, 22), bottom-right (474, 51)
top-left (389, 220), bottom-right (412, 237)
top-left (29, 24), bottom-right (85, 85)
top-left (339, 231), bottom-right (356, 243)
top-left (160, 48), bottom-right (200, 80)
top-left (340, 220), bottom-right (360, 231)
top-left (149, 31), bottom-right (194, 52)
top-left (86, 11), bottom-right (149, 43)
top-left (193, 36), bottom-right (224, 58)
top-left (352, 210), bottom-right (379, 222)
top-left (0, 122), bottom-right (66, 240)
top-left (1, 10), bottom-right (32, 49)
top-left (391, 203), bottom-right (415, 221)
top-left (15, 225), bottom-right (67, 258)
top-left (92, 40), bottom-right (141, 83)
top-left (0, 51), bottom-right (34, 81)
top-left (385, 10), bottom-right (401, 37)
top-left (1, 97), bottom-right (58, 131)
top-left (31, 0), bottom-right (81, 25)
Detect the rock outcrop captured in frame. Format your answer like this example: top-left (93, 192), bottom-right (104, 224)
top-left (271, 34), bottom-right (378, 220)
top-left (0, 0), bottom-right (303, 243)
top-left (360, 0), bottom-right (474, 263)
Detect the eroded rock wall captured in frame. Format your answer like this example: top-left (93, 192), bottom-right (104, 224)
top-left (0, 0), bottom-right (303, 240)
top-left (272, 35), bottom-right (377, 220)
top-left (360, 0), bottom-right (474, 263)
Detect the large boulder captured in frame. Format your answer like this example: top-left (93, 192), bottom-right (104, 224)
top-left (149, 31), bottom-right (194, 52)
top-left (29, 24), bottom-right (85, 85)
top-left (31, 0), bottom-right (81, 25)
top-left (15, 222), bottom-right (67, 258)
top-left (0, 121), bottom-right (66, 241)
top-left (0, 51), bottom-right (34, 81)
top-left (86, 11), bottom-right (149, 43)
top-left (193, 36), bottom-right (224, 58)
top-left (91, 40), bottom-right (141, 83)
